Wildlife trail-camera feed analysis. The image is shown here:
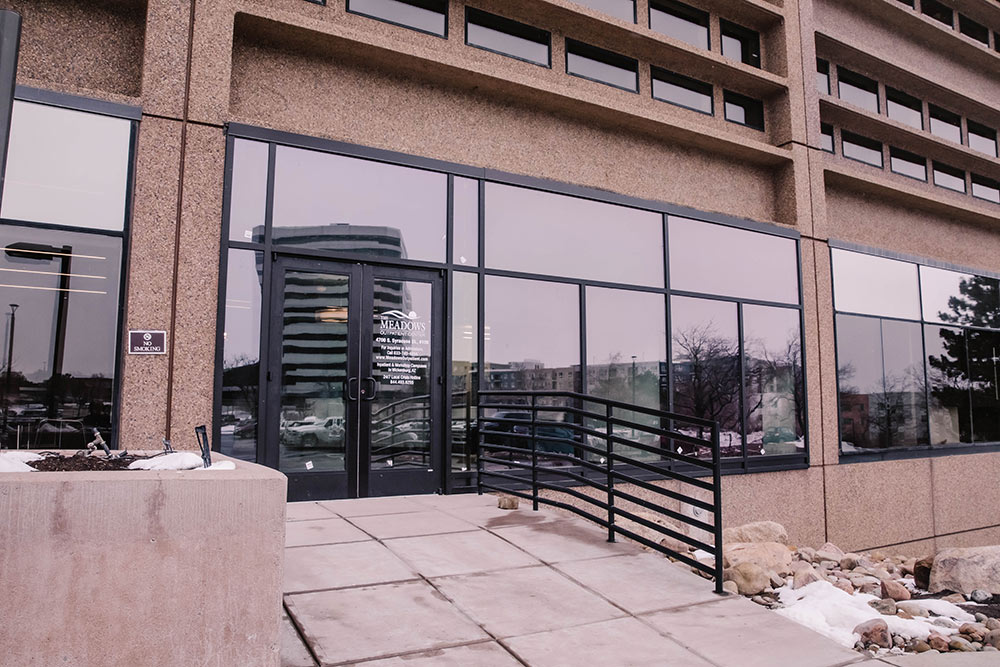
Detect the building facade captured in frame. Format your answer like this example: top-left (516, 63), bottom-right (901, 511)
top-left (1, 0), bottom-right (999, 554)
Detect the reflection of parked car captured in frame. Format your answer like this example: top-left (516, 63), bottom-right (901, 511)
top-left (234, 420), bottom-right (256, 439)
top-left (284, 417), bottom-right (345, 448)
top-left (762, 427), bottom-right (797, 444)
top-left (509, 423), bottom-right (582, 455)
top-left (479, 411), bottom-right (531, 446)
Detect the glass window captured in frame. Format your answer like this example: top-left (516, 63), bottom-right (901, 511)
top-left (720, 20), bottom-right (761, 68)
top-left (743, 305), bottom-right (804, 457)
top-left (451, 271), bottom-right (478, 472)
top-left (880, 318), bottom-right (929, 448)
top-left (837, 68), bottom-right (879, 114)
top-left (932, 162), bottom-right (966, 193)
top-left (967, 121), bottom-right (998, 158)
top-left (485, 183), bottom-right (663, 287)
top-left (570, 0), bottom-right (635, 22)
top-left (820, 124), bottom-right (834, 152)
top-left (889, 147), bottom-right (927, 181)
top-left (886, 87), bottom-right (923, 130)
top-left (925, 324), bottom-right (971, 445)
top-left (958, 14), bottom-right (989, 44)
top-left (972, 174), bottom-right (1000, 204)
top-left (649, 0), bottom-right (710, 50)
top-left (465, 8), bottom-right (550, 67)
top-left (921, 0), bottom-right (953, 26)
top-left (651, 67), bottom-right (713, 114)
top-left (668, 216), bottom-right (799, 305)
top-left (565, 39), bottom-right (638, 92)
top-left (221, 249), bottom-right (263, 461)
top-left (831, 248), bottom-right (919, 319)
top-left (484, 276), bottom-right (579, 392)
top-left (272, 146), bottom-right (447, 261)
top-left (723, 90), bottom-right (764, 130)
top-left (453, 177), bottom-right (479, 266)
top-left (346, 0), bottom-right (448, 37)
top-left (967, 330), bottom-right (1000, 442)
top-left (0, 225), bottom-right (123, 449)
top-left (2, 101), bottom-right (131, 231)
top-left (897, 0), bottom-right (915, 7)
top-left (816, 59), bottom-right (830, 95)
top-left (920, 265), bottom-right (999, 328)
top-left (670, 296), bottom-right (741, 456)
top-left (841, 131), bottom-right (883, 168)
top-left (228, 139), bottom-right (268, 244)
top-left (929, 105), bottom-right (962, 144)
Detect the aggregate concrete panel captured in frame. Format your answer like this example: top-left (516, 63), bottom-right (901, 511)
top-left (348, 509), bottom-right (478, 539)
top-left (285, 581), bottom-right (490, 666)
top-left (824, 458), bottom-right (935, 552)
top-left (722, 465), bottom-right (827, 549)
top-left (141, 0), bottom-right (192, 118)
top-left (643, 597), bottom-right (861, 667)
top-left (383, 529), bottom-right (541, 578)
top-left (431, 565), bottom-right (626, 638)
top-left (503, 616), bottom-right (714, 667)
top-left (359, 641), bottom-right (522, 667)
top-left (930, 452), bottom-right (1000, 536)
top-left (489, 519), bottom-right (643, 563)
top-left (553, 553), bottom-right (720, 614)
top-left (282, 540), bottom-right (417, 594)
top-left (935, 525), bottom-right (1000, 551)
top-left (285, 517), bottom-right (371, 547)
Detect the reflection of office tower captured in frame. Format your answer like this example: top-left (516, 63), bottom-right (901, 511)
top-left (265, 224), bottom-right (409, 259)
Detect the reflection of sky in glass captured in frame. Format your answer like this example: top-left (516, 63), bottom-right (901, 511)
top-left (228, 140), bottom-right (268, 243)
top-left (348, 0), bottom-right (446, 35)
top-left (2, 101), bottom-right (131, 231)
top-left (273, 146), bottom-right (447, 261)
top-left (466, 22), bottom-right (549, 66)
top-left (570, 0), bottom-right (635, 22)
top-left (223, 249), bottom-right (263, 367)
top-left (670, 296), bottom-right (737, 361)
top-left (743, 304), bottom-right (800, 362)
top-left (486, 183), bottom-right (662, 287)
top-left (920, 265), bottom-right (972, 324)
top-left (669, 216), bottom-right (798, 304)
top-left (452, 177), bottom-right (478, 266)
top-left (567, 51), bottom-right (637, 90)
top-left (485, 276), bottom-right (578, 368)
top-left (587, 287), bottom-right (665, 365)
top-left (451, 271), bottom-right (477, 366)
top-left (835, 314), bottom-right (883, 394)
top-left (832, 249), bottom-right (919, 319)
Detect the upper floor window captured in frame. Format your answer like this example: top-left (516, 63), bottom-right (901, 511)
top-left (967, 121), bottom-right (998, 158)
top-left (837, 67), bottom-right (879, 114)
top-left (651, 67), bottom-right (713, 115)
top-left (570, 0), bottom-right (636, 22)
top-left (723, 90), bottom-right (764, 130)
top-left (958, 14), bottom-right (989, 44)
top-left (465, 8), bottom-right (550, 67)
top-left (816, 59), bottom-right (830, 95)
top-left (929, 105), bottom-right (962, 144)
top-left (720, 20), bottom-right (760, 68)
top-left (921, 0), bottom-right (953, 27)
top-left (885, 87), bottom-right (922, 130)
top-left (346, 0), bottom-right (448, 37)
top-left (565, 39), bottom-right (638, 92)
top-left (649, 0), bottom-right (710, 50)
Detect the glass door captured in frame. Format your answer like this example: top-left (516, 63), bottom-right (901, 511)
top-left (266, 257), bottom-right (443, 500)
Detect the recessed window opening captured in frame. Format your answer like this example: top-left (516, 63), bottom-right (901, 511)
top-left (971, 174), bottom-right (1000, 204)
top-left (932, 162), bottom-right (966, 193)
top-left (722, 91), bottom-right (764, 130)
top-left (837, 67), bottom-right (879, 114)
top-left (465, 8), bottom-right (550, 67)
top-left (921, 0), bottom-right (953, 27)
top-left (886, 87), bottom-right (923, 130)
top-left (720, 20), bottom-right (761, 68)
top-left (816, 59), bottom-right (830, 95)
top-left (565, 39), bottom-right (639, 92)
top-left (929, 105), bottom-right (962, 144)
top-left (570, 0), bottom-right (636, 23)
top-left (841, 131), bottom-right (883, 167)
top-left (820, 123), bottom-right (834, 152)
top-left (347, 0), bottom-right (448, 37)
top-left (897, 0), bottom-right (915, 7)
top-left (649, 0), bottom-right (710, 50)
top-left (651, 67), bottom-right (713, 114)
top-left (958, 14), bottom-right (989, 44)
top-left (889, 147), bottom-right (927, 181)
top-left (967, 121), bottom-right (998, 158)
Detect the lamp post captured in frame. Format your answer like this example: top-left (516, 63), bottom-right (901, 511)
top-left (3, 302), bottom-right (18, 443)
top-left (631, 355), bottom-right (637, 432)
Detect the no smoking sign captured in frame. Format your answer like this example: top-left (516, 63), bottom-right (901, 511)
top-left (128, 330), bottom-right (167, 355)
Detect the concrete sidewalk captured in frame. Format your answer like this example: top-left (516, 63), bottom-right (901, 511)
top-left (278, 494), bottom-right (963, 666)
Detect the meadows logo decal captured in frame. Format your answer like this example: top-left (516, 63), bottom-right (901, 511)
top-left (379, 309), bottom-right (426, 332)
top-left (381, 310), bottom-right (419, 320)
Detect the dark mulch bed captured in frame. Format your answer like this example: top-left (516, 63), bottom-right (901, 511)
top-left (26, 452), bottom-right (155, 471)
top-left (959, 602), bottom-right (1000, 619)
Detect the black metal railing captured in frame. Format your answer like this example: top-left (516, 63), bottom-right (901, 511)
top-left (476, 389), bottom-right (724, 594)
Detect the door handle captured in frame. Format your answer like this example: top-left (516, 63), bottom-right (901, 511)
top-left (361, 377), bottom-right (378, 401)
top-left (347, 377), bottom-right (359, 401)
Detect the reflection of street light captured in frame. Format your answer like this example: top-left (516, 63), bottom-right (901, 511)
top-left (3, 302), bottom-right (17, 441)
top-left (631, 355), bottom-right (637, 432)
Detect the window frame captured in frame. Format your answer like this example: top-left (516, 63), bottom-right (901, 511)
top-left (464, 7), bottom-right (552, 68)
top-left (719, 19), bottom-right (761, 68)
top-left (650, 66), bottom-right (714, 115)
top-left (564, 38), bottom-right (640, 93)
top-left (345, 0), bottom-right (449, 38)
top-left (722, 90), bottom-right (765, 130)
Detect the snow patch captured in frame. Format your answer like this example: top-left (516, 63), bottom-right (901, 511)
top-left (775, 580), bottom-right (958, 648)
top-left (899, 599), bottom-right (975, 623)
top-left (0, 453), bottom-right (36, 472)
top-left (1, 451), bottom-right (42, 462)
top-left (128, 452), bottom-right (204, 471)
top-left (192, 461), bottom-right (237, 471)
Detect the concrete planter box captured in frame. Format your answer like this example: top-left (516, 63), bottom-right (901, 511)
top-left (0, 453), bottom-right (286, 667)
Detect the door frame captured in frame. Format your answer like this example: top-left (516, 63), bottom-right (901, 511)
top-left (264, 253), bottom-right (446, 500)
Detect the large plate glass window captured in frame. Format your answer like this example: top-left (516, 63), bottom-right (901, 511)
top-left (0, 99), bottom-right (133, 449)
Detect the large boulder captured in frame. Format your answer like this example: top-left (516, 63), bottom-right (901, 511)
top-left (723, 542), bottom-right (794, 575)
top-left (914, 556), bottom-right (934, 590)
top-left (723, 562), bottom-right (769, 596)
top-left (929, 546), bottom-right (1000, 595)
top-left (722, 521), bottom-right (788, 545)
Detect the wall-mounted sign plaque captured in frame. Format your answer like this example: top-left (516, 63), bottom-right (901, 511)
top-left (128, 330), bottom-right (167, 354)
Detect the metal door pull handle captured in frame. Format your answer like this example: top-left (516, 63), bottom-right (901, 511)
top-left (362, 377), bottom-right (378, 401)
top-left (347, 377), bottom-right (359, 401)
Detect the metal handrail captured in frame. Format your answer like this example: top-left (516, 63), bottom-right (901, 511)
top-left (476, 389), bottom-right (724, 594)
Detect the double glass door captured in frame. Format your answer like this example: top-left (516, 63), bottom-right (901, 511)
top-left (265, 257), bottom-right (443, 500)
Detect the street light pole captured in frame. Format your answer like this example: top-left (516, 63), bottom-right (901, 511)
top-left (4, 302), bottom-right (18, 444)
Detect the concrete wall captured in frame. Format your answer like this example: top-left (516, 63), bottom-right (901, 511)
top-left (3, 0), bottom-right (1000, 554)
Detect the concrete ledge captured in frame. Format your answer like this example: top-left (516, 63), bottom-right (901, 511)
top-left (0, 453), bottom-right (286, 667)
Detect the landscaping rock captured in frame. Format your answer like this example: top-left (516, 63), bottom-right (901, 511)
top-left (959, 623), bottom-right (987, 642)
top-left (914, 556), bottom-right (934, 590)
top-left (881, 579), bottom-right (911, 601)
top-left (724, 562), bottom-right (769, 596)
top-left (840, 553), bottom-right (861, 570)
top-left (928, 633), bottom-right (950, 652)
top-left (985, 630), bottom-right (1000, 649)
top-left (853, 619), bottom-right (890, 649)
top-left (941, 593), bottom-right (965, 604)
top-left (794, 565), bottom-right (822, 589)
top-left (986, 618), bottom-right (1000, 631)
top-left (911, 640), bottom-right (930, 653)
top-left (971, 588), bottom-right (992, 603)
top-left (930, 546), bottom-right (1000, 595)
top-left (949, 637), bottom-right (975, 652)
top-left (722, 521), bottom-right (788, 545)
top-left (816, 542), bottom-right (845, 563)
top-left (869, 598), bottom-right (897, 615)
top-left (834, 579), bottom-right (854, 595)
top-left (497, 496), bottom-right (519, 510)
top-left (721, 580), bottom-right (739, 595)
top-left (895, 601), bottom-right (930, 617)
top-left (796, 547), bottom-right (816, 563)
top-left (723, 542), bottom-right (793, 575)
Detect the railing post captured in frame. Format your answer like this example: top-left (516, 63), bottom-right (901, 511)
top-left (530, 394), bottom-right (538, 511)
top-left (476, 396), bottom-right (483, 496)
top-left (712, 423), bottom-right (724, 594)
top-left (606, 403), bottom-right (615, 543)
